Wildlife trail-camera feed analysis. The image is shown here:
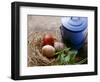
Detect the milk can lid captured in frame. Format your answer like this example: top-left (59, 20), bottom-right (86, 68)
top-left (61, 17), bottom-right (87, 32)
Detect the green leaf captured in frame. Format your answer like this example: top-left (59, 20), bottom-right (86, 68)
top-left (64, 54), bottom-right (70, 62)
top-left (64, 50), bottom-right (78, 64)
top-left (60, 54), bottom-right (65, 64)
top-left (63, 47), bottom-right (71, 51)
top-left (55, 48), bottom-right (70, 55)
top-left (57, 54), bottom-right (60, 61)
top-left (70, 50), bottom-right (78, 61)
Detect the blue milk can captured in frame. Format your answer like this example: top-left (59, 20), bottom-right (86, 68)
top-left (60, 16), bottom-right (87, 49)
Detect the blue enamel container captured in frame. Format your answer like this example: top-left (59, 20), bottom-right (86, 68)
top-left (60, 17), bottom-right (87, 49)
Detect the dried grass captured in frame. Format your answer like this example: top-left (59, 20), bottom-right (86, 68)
top-left (28, 31), bottom-right (60, 66)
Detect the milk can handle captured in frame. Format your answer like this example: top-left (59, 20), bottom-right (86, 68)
top-left (71, 17), bottom-right (80, 20)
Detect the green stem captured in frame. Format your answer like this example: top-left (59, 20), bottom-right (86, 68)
top-left (75, 58), bottom-right (87, 64)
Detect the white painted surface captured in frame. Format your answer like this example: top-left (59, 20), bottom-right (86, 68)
top-left (20, 6), bottom-right (94, 76)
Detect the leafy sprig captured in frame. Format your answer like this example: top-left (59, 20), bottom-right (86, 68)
top-left (56, 48), bottom-right (87, 65)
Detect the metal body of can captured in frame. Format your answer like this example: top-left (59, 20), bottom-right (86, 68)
top-left (60, 17), bottom-right (87, 49)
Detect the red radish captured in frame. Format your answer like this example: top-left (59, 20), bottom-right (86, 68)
top-left (43, 34), bottom-right (54, 46)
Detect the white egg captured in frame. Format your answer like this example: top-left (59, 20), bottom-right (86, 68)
top-left (54, 42), bottom-right (64, 51)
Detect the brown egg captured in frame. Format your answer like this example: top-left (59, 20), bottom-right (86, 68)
top-left (42, 45), bottom-right (55, 58)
